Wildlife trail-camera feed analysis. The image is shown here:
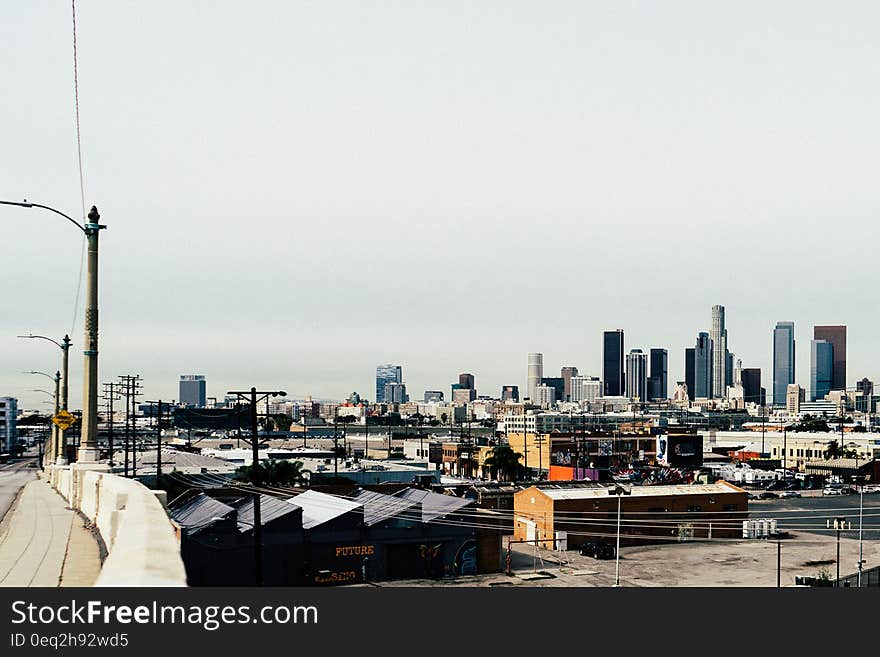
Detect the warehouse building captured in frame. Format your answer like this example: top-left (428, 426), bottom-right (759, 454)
top-left (513, 482), bottom-right (747, 550)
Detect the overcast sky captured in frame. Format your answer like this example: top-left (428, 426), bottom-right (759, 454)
top-left (2, 1), bottom-right (879, 410)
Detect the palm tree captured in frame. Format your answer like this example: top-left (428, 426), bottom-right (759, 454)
top-left (823, 440), bottom-right (842, 460)
top-left (484, 444), bottom-right (523, 482)
top-left (235, 459), bottom-right (309, 486)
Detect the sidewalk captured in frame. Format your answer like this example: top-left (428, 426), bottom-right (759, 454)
top-left (0, 476), bottom-right (102, 587)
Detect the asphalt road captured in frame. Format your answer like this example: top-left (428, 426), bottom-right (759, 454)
top-left (0, 459), bottom-right (38, 526)
top-left (750, 493), bottom-right (880, 540)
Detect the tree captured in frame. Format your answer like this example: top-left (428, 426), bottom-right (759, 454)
top-left (483, 444), bottom-right (524, 482)
top-left (235, 459), bottom-right (309, 486)
top-left (823, 440), bottom-right (842, 460)
top-left (440, 412), bottom-right (448, 425)
top-left (273, 414), bottom-right (293, 432)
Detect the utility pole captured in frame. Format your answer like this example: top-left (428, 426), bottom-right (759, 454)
top-left (101, 382), bottom-right (121, 467)
top-left (118, 375), bottom-right (142, 477)
top-left (228, 387), bottom-right (286, 587)
top-left (145, 400), bottom-right (165, 486)
top-left (777, 539), bottom-right (781, 588)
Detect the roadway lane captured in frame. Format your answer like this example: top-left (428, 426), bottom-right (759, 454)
top-left (0, 459), bottom-right (38, 526)
top-left (750, 493), bottom-right (880, 540)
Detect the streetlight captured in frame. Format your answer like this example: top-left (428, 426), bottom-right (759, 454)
top-left (609, 483), bottom-right (632, 587)
top-left (1, 200), bottom-right (106, 462)
top-left (26, 372), bottom-right (60, 467)
top-left (18, 334), bottom-right (71, 463)
top-left (828, 516), bottom-right (850, 586)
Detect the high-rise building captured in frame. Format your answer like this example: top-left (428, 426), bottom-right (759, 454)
top-left (710, 305), bottom-right (728, 398)
top-left (458, 373), bottom-right (475, 390)
top-left (0, 397), bottom-right (17, 454)
top-left (694, 332), bottom-right (712, 399)
top-left (786, 384), bottom-right (805, 415)
top-left (773, 321), bottom-right (796, 406)
top-left (375, 364), bottom-right (402, 403)
top-left (541, 377), bottom-right (565, 403)
top-left (813, 325), bottom-right (846, 391)
top-left (571, 376), bottom-right (601, 403)
top-left (560, 366), bottom-right (578, 402)
top-left (179, 375), bottom-right (206, 408)
top-left (625, 349), bottom-right (648, 402)
top-left (527, 353), bottom-right (543, 401)
top-left (741, 368), bottom-right (762, 405)
top-left (725, 351), bottom-right (734, 391)
top-left (501, 385), bottom-right (519, 402)
top-left (603, 330), bottom-right (625, 396)
top-left (534, 384), bottom-right (556, 408)
top-left (424, 390), bottom-right (444, 403)
top-left (451, 383), bottom-right (476, 403)
top-left (684, 348), bottom-right (695, 401)
top-left (856, 378), bottom-right (874, 413)
top-left (648, 349), bottom-right (668, 401)
top-left (810, 339), bottom-right (834, 401)
top-left (384, 382), bottom-right (408, 404)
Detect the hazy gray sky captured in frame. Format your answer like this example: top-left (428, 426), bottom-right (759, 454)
top-left (2, 1), bottom-right (879, 409)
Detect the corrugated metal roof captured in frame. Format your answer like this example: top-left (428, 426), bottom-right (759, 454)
top-left (395, 488), bottom-right (472, 522)
top-left (351, 489), bottom-right (420, 526)
top-left (169, 492), bottom-right (235, 533)
top-left (233, 494), bottom-right (301, 532)
top-left (537, 482), bottom-right (743, 500)
top-left (289, 490), bottom-right (362, 529)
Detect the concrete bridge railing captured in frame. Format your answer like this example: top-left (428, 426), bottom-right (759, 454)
top-left (49, 464), bottom-right (187, 586)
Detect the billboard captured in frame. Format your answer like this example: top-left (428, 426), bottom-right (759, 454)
top-left (656, 433), bottom-right (703, 467)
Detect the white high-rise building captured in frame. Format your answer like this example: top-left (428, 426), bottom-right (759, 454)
top-left (534, 384), bottom-right (555, 408)
top-left (711, 305), bottom-right (728, 398)
top-left (571, 376), bottom-right (602, 403)
top-left (625, 350), bottom-right (648, 402)
top-left (527, 353), bottom-right (543, 401)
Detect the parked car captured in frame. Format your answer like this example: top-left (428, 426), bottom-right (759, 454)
top-left (759, 491), bottom-right (779, 499)
top-left (747, 493), bottom-right (760, 500)
top-left (823, 487), bottom-right (843, 496)
top-left (579, 542), bottom-right (616, 560)
top-left (780, 490), bottom-right (801, 498)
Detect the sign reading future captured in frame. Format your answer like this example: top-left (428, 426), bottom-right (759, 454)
top-left (51, 410), bottom-right (77, 430)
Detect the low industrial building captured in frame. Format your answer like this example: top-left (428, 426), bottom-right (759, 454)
top-left (513, 482), bottom-right (748, 549)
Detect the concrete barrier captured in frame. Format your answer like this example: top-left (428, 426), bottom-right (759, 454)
top-left (49, 464), bottom-right (187, 587)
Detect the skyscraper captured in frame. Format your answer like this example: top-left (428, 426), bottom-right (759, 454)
top-left (684, 348), bottom-right (695, 401)
top-left (458, 373), bottom-right (475, 390)
top-left (384, 382), bottom-right (408, 404)
top-left (527, 353), bottom-right (543, 401)
top-left (424, 390), bottom-right (444, 403)
top-left (0, 397), bottom-right (17, 454)
top-left (375, 364), bottom-right (402, 403)
top-left (773, 321), bottom-right (796, 406)
top-left (625, 349), bottom-right (648, 402)
top-left (741, 368), bottom-right (762, 405)
top-left (648, 348), bottom-right (668, 400)
top-left (541, 377), bottom-right (565, 403)
top-left (603, 330), bottom-right (624, 397)
top-left (810, 339), bottom-right (834, 401)
top-left (561, 366), bottom-right (578, 402)
top-left (710, 305), bottom-right (728, 398)
top-left (813, 325), bottom-right (847, 391)
top-left (501, 385), bottom-right (519, 402)
top-left (571, 376), bottom-right (601, 403)
top-left (179, 375), bottom-right (206, 408)
top-left (694, 332), bottom-right (712, 399)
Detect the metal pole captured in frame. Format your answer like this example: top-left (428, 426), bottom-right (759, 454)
top-left (615, 492), bottom-right (622, 586)
top-left (777, 540), bottom-right (781, 588)
top-left (858, 486), bottom-right (864, 587)
top-left (57, 335), bottom-right (70, 464)
top-left (250, 387), bottom-right (262, 587)
top-left (836, 527), bottom-right (841, 586)
top-left (156, 400), bottom-right (162, 486)
top-left (51, 372), bottom-right (60, 467)
top-left (77, 206), bottom-right (105, 461)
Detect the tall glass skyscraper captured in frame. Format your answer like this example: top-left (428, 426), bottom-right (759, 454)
top-left (710, 305), bottom-right (728, 398)
top-left (625, 349), bottom-right (648, 402)
top-left (814, 325), bottom-right (846, 391)
top-left (648, 348), bottom-right (668, 400)
top-left (811, 340), bottom-right (834, 401)
top-left (694, 332), bottom-right (712, 399)
top-left (773, 321), bottom-right (796, 406)
top-left (684, 348), bottom-right (695, 400)
top-left (375, 364), bottom-right (402, 403)
top-left (603, 330), bottom-right (624, 396)
top-left (179, 375), bottom-right (206, 408)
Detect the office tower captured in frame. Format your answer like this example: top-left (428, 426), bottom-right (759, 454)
top-left (786, 384), bottom-right (805, 415)
top-left (694, 332), bottom-right (712, 399)
top-left (603, 330), bottom-right (625, 396)
top-left (814, 325), bottom-right (847, 390)
top-left (534, 384), bottom-right (556, 408)
top-left (560, 366), bottom-right (578, 402)
top-left (571, 376), bottom-right (601, 403)
top-left (501, 385), bottom-right (519, 402)
top-left (383, 382), bottom-right (408, 404)
top-left (625, 349), bottom-right (648, 402)
top-left (741, 368), bottom-right (762, 405)
top-left (458, 373), bottom-right (475, 390)
top-left (424, 390), bottom-right (444, 403)
top-left (856, 378), bottom-right (873, 413)
top-left (450, 383), bottom-right (476, 403)
top-left (773, 321), bottom-right (796, 406)
top-left (725, 351), bottom-right (734, 390)
top-left (179, 375), bottom-right (206, 408)
top-left (648, 348), bottom-right (668, 401)
top-left (710, 305), bottom-right (728, 398)
top-left (684, 348), bottom-right (695, 401)
top-left (527, 353), bottom-right (543, 401)
top-left (541, 377), bottom-right (565, 403)
top-left (0, 397), bottom-right (17, 454)
top-left (810, 340), bottom-right (834, 401)
top-left (375, 364), bottom-right (402, 403)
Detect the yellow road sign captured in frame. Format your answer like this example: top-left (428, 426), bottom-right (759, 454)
top-left (52, 410), bottom-right (77, 431)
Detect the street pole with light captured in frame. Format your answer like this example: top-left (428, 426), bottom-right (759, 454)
top-left (609, 483), bottom-right (631, 587)
top-left (26, 372), bottom-right (60, 467)
top-left (19, 334), bottom-right (71, 463)
top-left (1, 201), bottom-right (106, 463)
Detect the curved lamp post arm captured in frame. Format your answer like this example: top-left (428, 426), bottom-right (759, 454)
top-left (17, 334), bottom-right (65, 350)
top-left (0, 200), bottom-right (85, 233)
